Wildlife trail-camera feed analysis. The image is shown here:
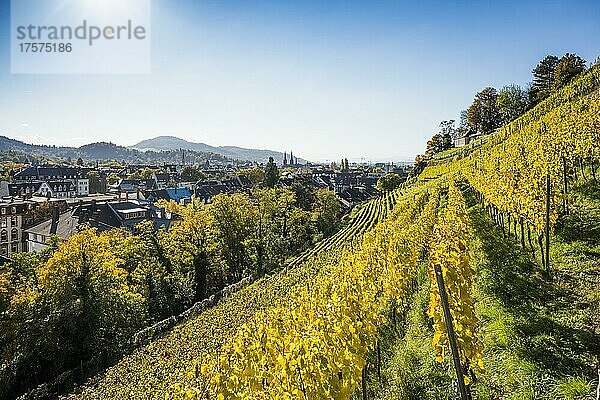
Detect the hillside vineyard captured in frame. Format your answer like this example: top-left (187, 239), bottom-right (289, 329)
top-left (1, 39), bottom-right (599, 400)
top-left (59, 61), bottom-right (600, 399)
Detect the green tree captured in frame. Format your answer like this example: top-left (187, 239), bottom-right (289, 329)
top-left (181, 166), bottom-right (206, 182)
top-left (160, 201), bottom-right (216, 302)
top-left (264, 157), bottom-right (279, 188)
top-left (425, 133), bottom-right (452, 158)
top-left (553, 53), bottom-right (586, 91)
top-left (439, 120), bottom-right (458, 141)
top-left (0, 229), bottom-right (146, 397)
top-left (114, 222), bottom-right (193, 319)
top-left (107, 173), bottom-right (122, 186)
top-left (290, 175), bottom-right (316, 211)
top-left (253, 188), bottom-right (277, 275)
top-left (457, 110), bottom-right (472, 138)
top-left (76, 157), bottom-right (84, 166)
top-left (377, 173), bottom-right (402, 192)
top-left (253, 188), bottom-right (306, 273)
top-left (497, 84), bottom-right (529, 124)
top-left (467, 87), bottom-right (500, 134)
top-left (31, 201), bottom-right (68, 226)
top-left (208, 193), bottom-right (259, 281)
top-left (529, 55), bottom-right (559, 105)
top-left (312, 189), bottom-right (340, 238)
top-left (285, 207), bottom-right (313, 256)
top-left (409, 154), bottom-right (427, 178)
top-left (130, 167), bottom-right (162, 180)
top-left (37, 229), bottom-right (146, 359)
top-left (87, 170), bottom-right (104, 194)
top-left (240, 167), bottom-right (265, 186)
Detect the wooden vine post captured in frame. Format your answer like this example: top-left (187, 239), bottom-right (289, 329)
top-left (562, 156), bottom-right (569, 215)
top-left (377, 339), bottom-right (382, 382)
top-left (545, 174), bottom-right (551, 273)
top-left (433, 263), bottom-right (469, 400)
top-left (520, 218), bottom-right (525, 248)
top-left (362, 365), bottom-right (368, 400)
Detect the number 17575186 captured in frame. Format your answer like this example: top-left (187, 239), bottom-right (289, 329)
top-left (19, 42), bottom-right (72, 52)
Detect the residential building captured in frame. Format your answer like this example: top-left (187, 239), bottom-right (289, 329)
top-left (25, 200), bottom-right (179, 252)
top-left (109, 178), bottom-right (155, 195)
top-left (152, 172), bottom-right (177, 189)
top-left (454, 130), bottom-right (483, 147)
top-left (144, 187), bottom-right (193, 204)
top-left (11, 165), bottom-right (90, 196)
top-left (26, 208), bottom-right (79, 252)
top-left (0, 198), bottom-right (37, 257)
top-left (6, 181), bottom-right (77, 198)
top-left (193, 175), bottom-right (252, 203)
top-left (73, 200), bottom-right (178, 232)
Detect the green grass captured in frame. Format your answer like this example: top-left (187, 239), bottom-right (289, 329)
top-left (370, 181), bottom-right (600, 399)
top-left (368, 266), bottom-right (454, 400)
top-left (468, 183), bottom-right (599, 399)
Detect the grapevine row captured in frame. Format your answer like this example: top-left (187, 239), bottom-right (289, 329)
top-left (67, 191), bottom-right (396, 399)
top-left (176, 184), bottom-right (440, 398)
top-left (427, 179), bottom-right (483, 392)
top-left (422, 96), bottom-right (600, 237)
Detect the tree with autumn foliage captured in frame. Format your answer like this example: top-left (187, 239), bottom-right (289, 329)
top-left (467, 87), bottom-right (501, 134)
top-left (553, 53), bottom-right (586, 91)
top-left (1, 229), bottom-right (146, 399)
top-left (207, 193), bottom-right (259, 281)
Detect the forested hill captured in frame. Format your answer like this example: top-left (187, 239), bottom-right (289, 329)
top-left (0, 135), bottom-right (232, 164)
top-left (131, 135), bottom-right (308, 164)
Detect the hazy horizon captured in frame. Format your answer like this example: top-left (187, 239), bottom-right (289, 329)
top-left (0, 131), bottom-right (416, 163)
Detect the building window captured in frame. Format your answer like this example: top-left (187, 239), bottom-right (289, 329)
top-left (1, 208), bottom-right (5, 215)
top-left (0, 219), bottom-right (6, 228)
top-left (11, 229), bottom-right (18, 241)
top-left (1, 230), bottom-right (7, 242)
top-left (11, 207), bottom-right (16, 214)
top-left (11, 216), bottom-right (17, 227)
top-left (1, 244), bottom-right (7, 256)
top-left (11, 243), bottom-right (18, 253)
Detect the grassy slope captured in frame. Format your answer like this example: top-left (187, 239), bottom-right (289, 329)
top-left (369, 181), bottom-right (599, 399)
top-left (66, 192), bottom-right (397, 399)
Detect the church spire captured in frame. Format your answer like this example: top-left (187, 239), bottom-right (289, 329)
top-left (283, 152), bottom-right (288, 166)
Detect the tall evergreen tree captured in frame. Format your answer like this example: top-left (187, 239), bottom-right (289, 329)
top-left (529, 55), bottom-right (559, 105)
top-left (264, 157), bottom-right (279, 188)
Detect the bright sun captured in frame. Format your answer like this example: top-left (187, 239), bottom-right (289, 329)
top-left (52, 0), bottom-right (149, 21)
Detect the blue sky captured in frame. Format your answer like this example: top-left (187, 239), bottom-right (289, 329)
top-left (0, 0), bottom-right (598, 162)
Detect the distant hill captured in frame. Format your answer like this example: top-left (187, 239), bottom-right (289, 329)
top-left (131, 135), bottom-right (306, 164)
top-left (0, 135), bottom-right (232, 164)
top-left (0, 134), bottom-right (307, 165)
